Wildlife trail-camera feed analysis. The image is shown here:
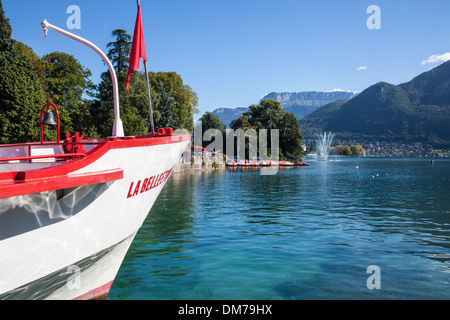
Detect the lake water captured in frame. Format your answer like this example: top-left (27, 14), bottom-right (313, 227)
top-left (108, 158), bottom-right (450, 300)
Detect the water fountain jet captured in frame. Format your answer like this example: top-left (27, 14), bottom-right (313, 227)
top-left (316, 132), bottom-right (335, 161)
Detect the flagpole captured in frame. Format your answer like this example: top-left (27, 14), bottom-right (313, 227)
top-left (137, 0), bottom-right (155, 135)
top-left (143, 60), bottom-right (155, 134)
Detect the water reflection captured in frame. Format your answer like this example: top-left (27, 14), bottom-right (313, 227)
top-left (110, 159), bottom-right (450, 300)
top-left (110, 172), bottom-right (199, 299)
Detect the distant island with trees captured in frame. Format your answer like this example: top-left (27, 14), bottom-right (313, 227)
top-left (197, 99), bottom-right (305, 161)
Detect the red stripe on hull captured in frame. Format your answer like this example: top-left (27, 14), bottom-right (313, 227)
top-left (11, 134), bottom-right (190, 181)
top-left (0, 134), bottom-right (190, 199)
top-left (73, 281), bottom-right (114, 300)
top-left (0, 168), bottom-right (123, 199)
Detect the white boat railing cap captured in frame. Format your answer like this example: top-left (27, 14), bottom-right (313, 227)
top-left (41, 19), bottom-right (124, 137)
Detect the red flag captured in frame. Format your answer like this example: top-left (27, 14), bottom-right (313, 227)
top-left (126, 3), bottom-right (147, 91)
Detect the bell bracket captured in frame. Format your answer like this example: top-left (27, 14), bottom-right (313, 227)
top-left (40, 102), bottom-right (60, 144)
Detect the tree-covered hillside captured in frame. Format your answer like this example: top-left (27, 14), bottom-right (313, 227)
top-left (300, 61), bottom-right (450, 148)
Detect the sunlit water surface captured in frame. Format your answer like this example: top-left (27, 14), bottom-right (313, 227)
top-left (108, 158), bottom-right (450, 300)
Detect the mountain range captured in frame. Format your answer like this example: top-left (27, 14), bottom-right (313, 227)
top-left (211, 61), bottom-right (450, 148)
top-left (212, 90), bottom-right (356, 127)
top-left (211, 107), bottom-right (248, 129)
top-left (299, 60), bottom-right (450, 147)
top-left (261, 91), bottom-right (358, 120)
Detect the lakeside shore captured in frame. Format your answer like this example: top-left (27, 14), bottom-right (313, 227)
top-left (173, 162), bottom-right (226, 173)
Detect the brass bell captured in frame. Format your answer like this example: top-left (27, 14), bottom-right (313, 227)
top-left (41, 109), bottom-right (57, 126)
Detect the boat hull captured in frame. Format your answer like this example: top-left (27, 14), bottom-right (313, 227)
top-left (0, 135), bottom-right (189, 300)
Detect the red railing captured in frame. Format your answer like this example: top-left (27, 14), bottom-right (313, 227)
top-left (0, 153), bottom-right (86, 163)
top-left (0, 136), bottom-right (100, 163)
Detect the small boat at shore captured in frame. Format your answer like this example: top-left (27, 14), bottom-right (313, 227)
top-left (225, 159), bottom-right (309, 168)
top-left (226, 158), bottom-right (271, 167)
top-left (294, 161), bottom-right (310, 167)
top-left (273, 160), bottom-right (309, 167)
top-left (0, 8), bottom-right (189, 300)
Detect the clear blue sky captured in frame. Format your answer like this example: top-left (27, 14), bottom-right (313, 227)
top-left (4, 0), bottom-right (450, 117)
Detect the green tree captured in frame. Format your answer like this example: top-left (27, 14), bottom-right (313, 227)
top-left (0, 0), bottom-right (11, 40)
top-left (16, 42), bottom-right (47, 98)
top-left (200, 112), bottom-right (225, 134)
top-left (230, 99), bottom-right (304, 160)
top-left (92, 29), bottom-right (199, 137)
top-left (258, 99), bottom-right (283, 129)
top-left (106, 29), bottom-right (131, 73)
top-left (156, 80), bottom-right (175, 128)
top-left (230, 113), bottom-right (255, 131)
top-left (333, 145), bottom-right (352, 156)
top-left (91, 29), bottom-right (149, 137)
top-left (90, 72), bottom-right (116, 137)
top-left (92, 70), bottom-right (150, 137)
top-left (351, 145), bottom-right (365, 157)
top-left (42, 52), bottom-right (94, 137)
top-left (197, 112), bottom-right (225, 149)
top-left (150, 71), bottom-right (199, 132)
top-left (280, 111), bottom-right (304, 159)
top-left (229, 113), bottom-right (256, 159)
top-left (0, 1), bottom-right (45, 143)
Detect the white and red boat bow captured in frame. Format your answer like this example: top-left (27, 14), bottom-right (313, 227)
top-left (0, 132), bottom-right (190, 300)
top-left (0, 16), bottom-right (191, 300)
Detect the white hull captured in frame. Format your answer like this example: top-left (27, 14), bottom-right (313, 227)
top-left (0, 136), bottom-right (189, 299)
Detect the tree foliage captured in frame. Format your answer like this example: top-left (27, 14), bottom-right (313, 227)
top-left (89, 29), bottom-right (149, 137)
top-left (230, 99), bottom-right (304, 160)
top-left (106, 29), bottom-right (131, 73)
top-left (150, 71), bottom-right (199, 133)
top-left (0, 1), bottom-right (44, 143)
top-left (333, 145), bottom-right (352, 156)
top-left (196, 112), bottom-right (225, 149)
top-left (0, 0), bottom-right (11, 40)
top-left (42, 51), bottom-right (94, 136)
top-left (91, 30), bottom-right (199, 137)
top-left (332, 145), bottom-right (365, 157)
top-left (200, 112), bottom-right (225, 133)
top-left (280, 111), bottom-right (304, 159)
top-left (351, 145), bottom-right (365, 157)
top-left (0, 5), bottom-right (200, 144)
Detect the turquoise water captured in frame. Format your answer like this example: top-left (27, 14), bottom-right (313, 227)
top-left (108, 158), bottom-right (450, 300)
